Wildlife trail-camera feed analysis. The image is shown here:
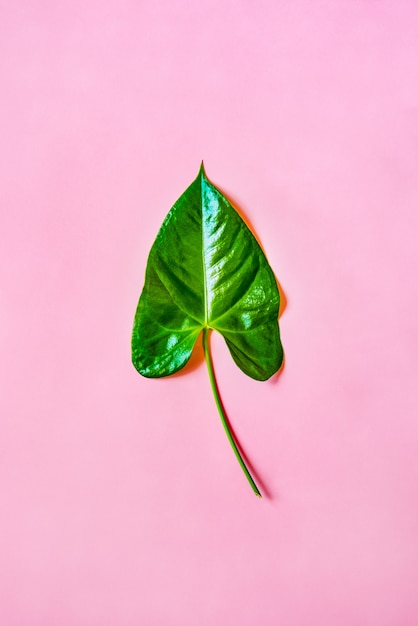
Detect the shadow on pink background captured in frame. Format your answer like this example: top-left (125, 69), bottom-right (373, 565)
top-left (1, 1), bottom-right (418, 624)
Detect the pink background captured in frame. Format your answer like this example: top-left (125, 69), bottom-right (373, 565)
top-left (1, 1), bottom-right (418, 624)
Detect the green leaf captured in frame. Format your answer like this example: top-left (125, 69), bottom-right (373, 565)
top-left (131, 163), bottom-right (284, 496)
top-left (132, 164), bottom-right (283, 379)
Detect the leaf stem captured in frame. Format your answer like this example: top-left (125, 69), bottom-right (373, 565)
top-left (202, 328), bottom-right (262, 498)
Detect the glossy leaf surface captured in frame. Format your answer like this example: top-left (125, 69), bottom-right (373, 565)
top-left (132, 164), bottom-right (283, 381)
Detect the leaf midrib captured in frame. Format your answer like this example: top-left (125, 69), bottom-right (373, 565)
top-left (201, 173), bottom-right (209, 328)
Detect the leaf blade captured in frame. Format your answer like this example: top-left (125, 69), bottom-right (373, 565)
top-left (132, 166), bottom-right (283, 380)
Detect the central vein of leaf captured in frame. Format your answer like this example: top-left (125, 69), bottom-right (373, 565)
top-left (201, 174), bottom-right (209, 327)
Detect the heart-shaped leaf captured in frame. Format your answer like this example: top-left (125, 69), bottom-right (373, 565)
top-left (132, 164), bottom-right (283, 496)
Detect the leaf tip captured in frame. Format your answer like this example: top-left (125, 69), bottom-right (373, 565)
top-left (199, 160), bottom-right (206, 178)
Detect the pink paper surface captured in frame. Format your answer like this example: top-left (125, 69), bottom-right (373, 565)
top-left (1, 1), bottom-right (418, 624)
